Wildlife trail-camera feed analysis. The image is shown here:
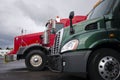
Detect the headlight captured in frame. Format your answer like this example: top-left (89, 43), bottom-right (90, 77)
top-left (61, 39), bottom-right (79, 53)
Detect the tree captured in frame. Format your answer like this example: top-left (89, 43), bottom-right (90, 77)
top-left (6, 47), bottom-right (10, 50)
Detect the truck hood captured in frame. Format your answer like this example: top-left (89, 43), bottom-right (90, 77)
top-left (16, 32), bottom-right (43, 39)
top-left (15, 32), bottom-right (44, 46)
top-left (12, 32), bottom-right (43, 54)
top-left (61, 17), bottom-right (104, 47)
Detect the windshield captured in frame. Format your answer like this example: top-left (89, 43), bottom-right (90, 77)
top-left (46, 21), bottom-right (64, 34)
top-left (55, 23), bottom-right (64, 32)
top-left (88, 0), bottom-right (115, 19)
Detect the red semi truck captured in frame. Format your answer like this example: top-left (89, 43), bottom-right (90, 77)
top-left (4, 16), bottom-right (87, 71)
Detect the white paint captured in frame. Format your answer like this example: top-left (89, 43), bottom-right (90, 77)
top-left (0, 50), bottom-right (10, 56)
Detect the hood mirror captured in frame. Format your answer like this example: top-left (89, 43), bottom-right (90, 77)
top-left (69, 11), bottom-right (75, 35)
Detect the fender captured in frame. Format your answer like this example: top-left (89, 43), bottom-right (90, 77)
top-left (89, 38), bottom-right (120, 49)
top-left (17, 44), bottom-right (49, 58)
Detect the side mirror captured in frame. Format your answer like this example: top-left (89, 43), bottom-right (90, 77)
top-left (69, 11), bottom-right (75, 35)
top-left (69, 11), bottom-right (74, 19)
top-left (45, 22), bottom-right (49, 27)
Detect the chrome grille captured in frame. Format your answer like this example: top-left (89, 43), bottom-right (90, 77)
top-left (51, 29), bottom-right (63, 55)
top-left (52, 32), bottom-right (60, 55)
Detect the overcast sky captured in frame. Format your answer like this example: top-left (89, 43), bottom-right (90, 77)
top-left (0, 0), bottom-right (98, 49)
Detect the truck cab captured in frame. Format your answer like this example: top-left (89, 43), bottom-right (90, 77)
top-left (49, 0), bottom-right (120, 80)
top-left (5, 16), bottom-right (87, 71)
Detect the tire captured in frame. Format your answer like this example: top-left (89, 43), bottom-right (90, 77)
top-left (25, 50), bottom-right (46, 71)
top-left (88, 48), bottom-right (120, 80)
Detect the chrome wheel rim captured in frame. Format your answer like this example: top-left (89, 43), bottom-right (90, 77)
top-left (30, 55), bottom-right (42, 67)
top-left (98, 56), bottom-right (120, 80)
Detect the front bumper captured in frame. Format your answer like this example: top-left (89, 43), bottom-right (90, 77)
top-left (48, 55), bottom-right (62, 72)
top-left (4, 47), bottom-right (25, 63)
top-left (4, 54), bottom-right (17, 63)
top-left (48, 50), bottom-right (91, 73)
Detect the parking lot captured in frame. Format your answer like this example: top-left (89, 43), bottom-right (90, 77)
top-left (0, 56), bottom-right (86, 80)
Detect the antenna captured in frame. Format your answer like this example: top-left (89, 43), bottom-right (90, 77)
top-left (21, 28), bottom-right (23, 35)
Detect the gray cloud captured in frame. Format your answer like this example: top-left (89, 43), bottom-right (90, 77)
top-left (0, 0), bottom-right (97, 48)
top-left (15, 0), bottom-right (59, 25)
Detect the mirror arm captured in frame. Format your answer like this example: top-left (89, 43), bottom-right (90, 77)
top-left (69, 11), bottom-right (75, 35)
top-left (70, 19), bottom-right (75, 34)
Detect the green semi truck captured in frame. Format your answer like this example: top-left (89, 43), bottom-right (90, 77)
top-left (48, 0), bottom-right (120, 80)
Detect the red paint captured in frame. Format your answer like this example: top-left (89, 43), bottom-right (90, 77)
top-left (8, 16), bottom-right (87, 55)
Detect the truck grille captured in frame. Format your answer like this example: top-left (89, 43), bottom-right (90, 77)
top-left (52, 32), bottom-right (60, 55)
top-left (51, 29), bottom-right (63, 55)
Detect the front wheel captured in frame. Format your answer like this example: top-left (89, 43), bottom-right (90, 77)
top-left (88, 48), bottom-right (120, 80)
top-left (25, 50), bottom-right (46, 71)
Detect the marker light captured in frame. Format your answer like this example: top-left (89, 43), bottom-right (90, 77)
top-left (56, 16), bottom-right (60, 22)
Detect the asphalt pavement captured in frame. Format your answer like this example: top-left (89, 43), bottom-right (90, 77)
top-left (0, 56), bottom-right (86, 80)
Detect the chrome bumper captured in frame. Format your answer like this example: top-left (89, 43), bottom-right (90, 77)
top-left (4, 54), bottom-right (17, 63)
